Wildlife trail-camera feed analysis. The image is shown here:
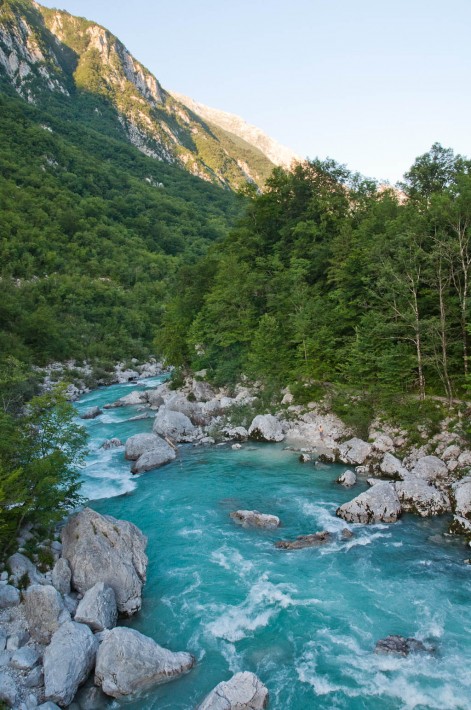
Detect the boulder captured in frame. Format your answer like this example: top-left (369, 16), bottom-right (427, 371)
top-left (62, 508), bottom-right (148, 616)
top-left (51, 558), bottom-right (71, 596)
top-left (230, 510), bottom-right (280, 529)
top-left (24, 584), bottom-right (68, 644)
top-left (44, 621), bottom-right (98, 707)
top-left (165, 393), bottom-right (207, 425)
top-left (449, 515), bottom-right (471, 535)
top-left (0, 585), bottom-right (20, 609)
top-left (9, 647), bottom-right (40, 671)
top-left (248, 415), bottom-right (284, 442)
top-left (101, 438), bottom-right (123, 450)
top-left (80, 406), bottom-right (102, 420)
top-left (337, 470), bottom-right (356, 487)
top-left (336, 482), bottom-right (402, 524)
top-left (338, 438), bottom-right (372, 465)
top-left (411, 455), bottom-right (448, 483)
top-left (95, 627), bottom-right (195, 698)
top-left (367, 478), bottom-right (383, 486)
top-left (75, 583), bottom-right (117, 632)
top-left (197, 672), bottom-right (269, 710)
top-left (153, 407), bottom-right (198, 442)
top-left (275, 531), bottom-right (331, 550)
top-left (341, 528), bottom-right (354, 539)
top-left (375, 635), bottom-right (434, 656)
top-left (7, 552), bottom-right (46, 586)
top-left (6, 631), bottom-right (29, 651)
top-left (442, 444), bottom-right (461, 461)
top-left (458, 450), bottom-right (471, 467)
top-left (299, 453), bottom-right (312, 463)
top-left (223, 426), bottom-right (249, 441)
top-left (104, 390), bottom-right (146, 409)
top-left (0, 672), bottom-right (17, 707)
top-left (131, 442), bottom-right (176, 475)
top-left (191, 380), bottom-right (216, 402)
top-left (125, 432), bottom-right (170, 461)
top-left (394, 478), bottom-right (450, 517)
top-left (452, 476), bottom-right (471, 519)
top-left (24, 665), bottom-right (43, 688)
top-left (0, 629), bottom-right (5, 652)
top-left (379, 453), bottom-right (409, 480)
top-left (372, 434), bottom-right (394, 453)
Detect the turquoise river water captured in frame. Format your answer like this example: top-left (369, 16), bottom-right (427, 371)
top-left (75, 377), bottom-right (471, 709)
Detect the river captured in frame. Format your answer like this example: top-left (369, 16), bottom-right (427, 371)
top-left (75, 377), bottom-right (471, 709)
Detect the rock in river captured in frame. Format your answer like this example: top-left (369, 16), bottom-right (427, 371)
top-left (336, 481), bottom-right (402, 524)
top-left (197, 671), bottom-right (269, 710)
top-left (248, 414), bottom-right (284, 442)
top-left (394, 477), bottom-right (450, 517)
top-left (230, 510), bottom-right (280, 529)
top-left (153, 407), bottom-right (198, 442)
top-left (375, 635), bottom-right (434, 656)
top-left (95, 627), bottom-right (195, 698)
top-left (131, 440), bottom-right (176, 474)
top-left (275, 531), bottom-right (331, 550)
top-left (337, 470), bottom-right (357, 487)
top-left (338, 437), bottom-right (372, 465)
top-left (62, 508), bottom-right (148, 616)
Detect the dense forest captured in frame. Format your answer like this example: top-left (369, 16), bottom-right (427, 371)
top-left (157, 144), bottom-right (471, 414)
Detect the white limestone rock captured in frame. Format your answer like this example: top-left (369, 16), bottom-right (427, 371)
top-left (24, 584), bottom-right (69, 644)
top-left (74, 582), bottom-right (117, 632)
top-left (411, 456), bottom-right (448, 483)
top-left (379, 452), bottom-right (409, 479)
top-left (7, 552), bottom-right (46, 587)
top-left (131, 441), bottom-right (176, 474)
top-left (248, 414), bottom-right (284, 442)
top-left (95, 627), bottom-right (195, 698)
top-left (338, 438), bottom-right (372, 466)
top-left (394, 478), bottom-right (450, 517)
top-left (0, 586), bottom-right (20, 609)
top-left (153, 407), bottom-right (198, 442)
top-left (51, 558), bottom-right (71, 596)
top-left (230, 510), bottom-right (280, 529)
top-left (125, 432), bottom-right (168, 460)
top-left (451, 476), bottom-right (471, 519)
top-left (337, 470), bottom-right (357, 487)
top-left (62, 508), bottom-right (148, 616)
top-left (336, 482), bottom-right (402, 524)
top-left (197, 671), bottom-right (269, 710)
top-left (44, 621), bottom-right (98, 707)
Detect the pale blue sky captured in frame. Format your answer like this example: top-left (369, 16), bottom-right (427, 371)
top-left (40, 0), bottom-right (471, 183)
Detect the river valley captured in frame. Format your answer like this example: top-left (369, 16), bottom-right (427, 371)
top-left (75, 378), bottom-right (471, 710)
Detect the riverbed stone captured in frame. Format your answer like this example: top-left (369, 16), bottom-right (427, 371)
top-left (44, 621), bottom-right (98, 707)
top-left (131, 441), bottom-right (176, 474)
top-left (0, 671), bottom-right (18, 707)
top-left (125, 433), bottom-right (164, 460)
top-left (0, 585), bottom-right (20, 609)
top-left (24, 665), bottom-right (43, 688)
top-left (24, 584), bottom-right (68, 644)
top-left (412, 455), bottom-right (448, 483)
top-left (51, 558), bottom-right (71, 596)
top-left (62, 508), bottom-right (148, 616)
top-left (394, 478), bottom-right (450, 517)
top-left (230, 510), bottom-right (280, 529)
top-left (152, 407), bottom-right (198, 442)
top-left (275, 531), bottom-right (331, 550)
top-left (197, 671), bottom-right (269, 710)
top-left (80, 407), bottom-right (102, 420)
top-left (75, 582), bottom-right (117, 632)
top-left (452, 476), bottom-right (471, 519)
top-left (101, 438), bottom-right (123, 449)
top-left (10, 647), bottom-right (40, 671)
top-left (379, 453), bottom-right (409, 480)
top-left (248, 414), bottom-right (284, 442)
top-left (336, 481), bottom-right (402, 524)
top-left (337, 470), bottom-right (357, 487)
top-left (95, 627), bottom-right (195, 698)
top-left (7, 552), bottom-right (46, 587)
top-left (338, 438), bottom-right (372, 465)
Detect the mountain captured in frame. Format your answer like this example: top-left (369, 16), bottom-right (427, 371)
top-left (172, 93), bottom-right (299, 169)
top-left (0, 0), bottom-right (294, 189)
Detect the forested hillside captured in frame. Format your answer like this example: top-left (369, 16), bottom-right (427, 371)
top-left (0, 91), bottom-right (243, 366)
top-left (158, 145), bottom-right (471, 407)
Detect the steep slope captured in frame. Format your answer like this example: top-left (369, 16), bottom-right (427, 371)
top-left (172, 92), bottom-right (299, 169)
top-left (0, 0), bottom-right (283, 189)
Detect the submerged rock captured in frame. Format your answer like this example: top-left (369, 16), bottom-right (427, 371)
top-left (337, 470), bottom-right (356, 487)
top-left (275, 531), bottom-right (331, 550)
top-left (101, 437), bottom-right (123, 449)
top-left (336, 482), bottom-right (402, 524)
top-left (338, 438), bottom-right (372, 466)
top-left (230, 510), bottom-right (280, 529)
top-left (341, 528), bottom-right (354, 539)
top-left (95, 627), bottom-right (195, 698)
top-left (80, 406), bottom-right (102, 420)
top-left (394, 478), bottom-right (450, 517)
top-left (197, 671), bottom-right (269, 710)
top-left (62, 508), bottom-right (148, 616)
top-left (375, 635), bottom-right (434, 656)
top-left (248, 414), bottom-right (284, 442)
top-left (44, 621), bottom-right (98, 707)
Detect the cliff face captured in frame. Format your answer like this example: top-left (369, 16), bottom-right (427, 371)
top-left (0, 0), bottom-right (291, 189)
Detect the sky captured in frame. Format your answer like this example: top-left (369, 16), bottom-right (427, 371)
top-left (39, 0), bottom-right (471, 184)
